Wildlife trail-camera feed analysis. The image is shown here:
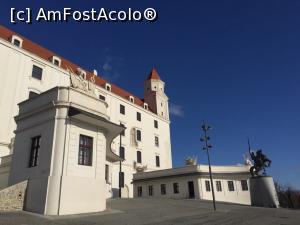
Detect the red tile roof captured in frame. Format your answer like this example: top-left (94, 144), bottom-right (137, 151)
top-left (147, 68), bottom-right (161, 80)
top-left (0, 25), bottom-right (151, 111)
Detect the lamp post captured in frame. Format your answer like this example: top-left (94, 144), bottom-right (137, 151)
top-left (119, 125), bottom-right (126, 198)
top-left (200, 123), bottom-right (216, 211)
top-left (119, 133), bottom-right (122, 198)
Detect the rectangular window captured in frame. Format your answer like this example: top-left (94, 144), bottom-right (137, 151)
top-left (136, 129), bottom-right (141, 142)
top-left (99, 95), bottom-right (106, 101)
top-left (148, 185), bottom-right (153, 196)
top-left (154, 120), bottom-right (158, 128)
top-left (216, 181), bottom-right (222, 192)
top-left (155, 136), bottom-right (159, 147)
top-left (32, 65), bottom-right (43, 80)
top-left (120, 104), bottom-right (125, 115)
top-left (53, 59), bottom-right (60, 66)
top-left (241, 180), bottom-right (248, 191)
top-left (205, 180), bottom-right (211, 192)
top-left (13, 39), bottom-right (21, 47)
top-left (137, 186), bottom-right (142, 197)
top-left (78, 135), bottom-right (93, 166)
top-left (119, 146), bottom-right (125, 160)
top-left (137, 151), bottom-right (142, 163)
top-left (105, 164), bottom-right (109, 183)
top-left (29, 135), bottom-right (41, 167)
top-left (228, 181), bottom-right (235, 192)
top-left (137, 112), bottom-right (141, 121)
top-left (156, 155), bottom-right (160, 167)
top-left (161, 184), bottom-right (166, 195)
top-left (173, 183), bottom-right (179, 194)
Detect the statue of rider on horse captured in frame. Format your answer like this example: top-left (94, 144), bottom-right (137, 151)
top-left (248, 139), bottom-right (272, 177)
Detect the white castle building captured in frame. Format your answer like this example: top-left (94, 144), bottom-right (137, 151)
top-left (0, 25), bottom-right (258, 215)
top-left (0, 25), bottom-right (172, 199)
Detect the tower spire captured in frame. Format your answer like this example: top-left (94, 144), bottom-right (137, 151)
top-left (147, 68), bottom-right (161, 80)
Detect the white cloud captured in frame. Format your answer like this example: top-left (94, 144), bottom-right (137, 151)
top-left (100, 49), bottom-right (123, 82)
top-left (169, 103), bottom-right (184, 117)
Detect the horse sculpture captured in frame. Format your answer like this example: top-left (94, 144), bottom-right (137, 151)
top-left (249, 149), bottom-right (272, 177)
top-left (247, 139), bottom-right (272, 177)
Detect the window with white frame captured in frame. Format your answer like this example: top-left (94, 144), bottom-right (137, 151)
top-left (154, 120), bottom-right (158, 128)
top-left (78, 134), bottom-right (93, 166)
top-left (31, 65), bottom-right (43, 80)
top-left (105, 83), bottom-right (111, 91)
top-left (155, 136), bottom-right (159, 147)
top-left (136, 129), bottom-right (141, 142)
top-left (155, 155), bottom-right (160, 167)
top-left (99, 94), bottom-right (106, 101)
top-left (11, 35), bottom-right (23, 48)
top-left (137, 151), bottom-right (142, 163)
top-left (143, 103), bottom-right (148, 110)
top-left (120, 104), bottom-right (125, 115)
top-left (205, 180), bottom-right (211, 192)
top-left (228, 181), bottom-right (235, 192)
top-left (137, 112), bottom-right (141, 121)
top-left (241, 180), bottom-right (248, 191)
top-left (51, 56), bottom-right (61, 67)
top-left (129, 96), bottom-right (134, 103)
top-left (216, 181), bottom-right (222, 192)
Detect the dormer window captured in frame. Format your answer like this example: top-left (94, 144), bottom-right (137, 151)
top-left (11, 35), bottom-right (23, 48)
top-left (77, 68), bottom-right (86, 79)
top-left (105, 83), bottom-right (111, 91)
top-left (51, 56), bottom-right (61, 67)
top-left (143, 103), bottom-right (148, 110)
top-left (129, 96), bottom-right (134, 103)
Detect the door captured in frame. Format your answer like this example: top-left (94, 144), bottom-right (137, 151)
top-left (188, 181), bottom-right (195, 198)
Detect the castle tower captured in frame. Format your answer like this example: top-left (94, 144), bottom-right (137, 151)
top-left (144, 68), bottom-right (169, 120)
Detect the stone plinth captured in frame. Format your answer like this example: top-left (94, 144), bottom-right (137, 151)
top-left (250, 176), bottom-right (279, 208)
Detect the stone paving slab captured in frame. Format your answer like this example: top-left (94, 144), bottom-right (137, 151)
top-left (0, 198), bottom-right (299, 225)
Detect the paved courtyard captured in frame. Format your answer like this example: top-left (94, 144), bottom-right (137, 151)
top-left (0, 198), bottom-right (299, 225)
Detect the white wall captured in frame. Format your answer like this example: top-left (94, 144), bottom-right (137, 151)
top-left (199, 177), bottom-right (251, 205)
top-left (0, 39), bottom-right (70, 157)
top-left (134, 176), bottom-right (200, 199)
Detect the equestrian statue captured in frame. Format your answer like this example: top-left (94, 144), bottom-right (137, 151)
top-left (248, 139), bottom-right (272, 177)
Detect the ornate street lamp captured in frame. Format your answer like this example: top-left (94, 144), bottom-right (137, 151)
top-left (200, 122), bottom-right (216, 211)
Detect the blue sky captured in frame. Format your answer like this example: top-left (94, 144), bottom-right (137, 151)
top-left (1, 1), bottom-right (299, 188)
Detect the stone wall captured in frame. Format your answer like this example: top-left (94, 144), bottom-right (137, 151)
top-left (0, 180), bottom-right (27, 211)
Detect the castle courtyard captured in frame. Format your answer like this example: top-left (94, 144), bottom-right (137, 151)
top-left (0, 198), bottom-right (299, 225)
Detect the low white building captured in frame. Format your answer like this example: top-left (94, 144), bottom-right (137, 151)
top-left (133, 164), bottom-right (252, 205)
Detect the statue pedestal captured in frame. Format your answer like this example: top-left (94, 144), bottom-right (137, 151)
top-left (250, 176), bottom-right (279, 208)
